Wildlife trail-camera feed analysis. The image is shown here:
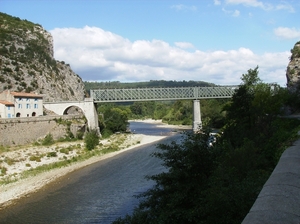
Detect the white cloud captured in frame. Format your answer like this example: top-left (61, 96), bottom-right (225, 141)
top-left (226, 0), bottom-right (270, 9)
top-left (232, 9), bottom-right (240, 17)
top-left (174, 42), bottom-right (195, 49)
top-left (171, 4), bottom-right (197, 12)
top-left (222, 8), bottom-right (240, 17)
top-left (225, 0), bottom-right (294, 12)
top-left (50, 26), bottom-right (290, 86)
top-left (274, 27), bottom-right (300, 39)
top-left (214, 0), bottom-right (221, 5)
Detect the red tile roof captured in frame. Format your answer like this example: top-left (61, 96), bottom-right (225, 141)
top-left (10, 92), bottom-right (43, 98)
top-left (0, 100), bottom-right (14, 106)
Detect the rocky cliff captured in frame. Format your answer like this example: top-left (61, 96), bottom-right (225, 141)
top-left (286, 41), bottom-right (300, 92)
top-left (0, 12), bottom-right (86, 101)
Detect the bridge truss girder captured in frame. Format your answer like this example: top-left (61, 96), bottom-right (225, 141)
top-left (90, 86), bottom-right (238, 102)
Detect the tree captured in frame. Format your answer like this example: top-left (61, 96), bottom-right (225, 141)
top-left (98, 104), bottom-right (130, 134)
top-left (113, 67), bottom-right (300, 224)
top-left (113, 131), bottom-right (216, 224)
top-left (84, 129), bottom-right (100, 150)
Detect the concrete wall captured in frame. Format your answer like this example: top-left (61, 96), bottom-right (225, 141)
top-left (242, 134), bottom-right (300, 223)
top-left (0, 115), bottom-right (86, 146)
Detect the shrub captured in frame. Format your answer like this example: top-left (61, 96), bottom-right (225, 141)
top-left (42, 134), bottom-right (54, 146)
top-left (76, 131), bottom-right (84, 140)
top-left (47, 152), bottom-right (57, 157)
top-left (84, 129), bottom-right (100, 150)
top-left (29, 155), bottom-right (41, 162)
top-left (0, 166), bottom-right (7, 176)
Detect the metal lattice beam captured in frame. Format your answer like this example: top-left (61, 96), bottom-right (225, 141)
top-left (90, 86), bottom-right (238, 102)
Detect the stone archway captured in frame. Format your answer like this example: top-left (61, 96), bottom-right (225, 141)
top-left (43, 99), bottom-right (100, 135)
top-left (63, 106), bottom-right (84, 115)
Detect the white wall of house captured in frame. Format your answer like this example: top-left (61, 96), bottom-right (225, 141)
top-left (0, 104), bottom-right (6, 118)
top-left (14, 97), bottom-right (43, 117)
top-left (0, 91), bottom-right (43, 118)
top-left (0, 103), bottom-right (15, 118)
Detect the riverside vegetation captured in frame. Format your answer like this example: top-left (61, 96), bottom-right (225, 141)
top-left (0, 131), bottom-right (140, 185)
top-left (113, 67), bottom-right (300, 224)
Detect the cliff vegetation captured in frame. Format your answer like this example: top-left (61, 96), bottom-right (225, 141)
top-left (0, 12), bottom-right (86, 101)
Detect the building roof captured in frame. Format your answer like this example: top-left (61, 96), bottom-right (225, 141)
top-left (10, 91), bottom-right (43, 98)
top-left (0, 100), bottom-right (14, 106)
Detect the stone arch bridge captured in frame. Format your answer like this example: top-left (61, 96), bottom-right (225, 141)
top-left (44, 98), bottom-right (99, 132)
top-left (44, 86), bottom-right (238, 134)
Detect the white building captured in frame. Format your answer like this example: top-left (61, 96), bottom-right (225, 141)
top-left (0, 91), bottom-right (43, 118)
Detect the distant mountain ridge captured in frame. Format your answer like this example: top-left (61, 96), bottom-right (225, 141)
top-left (0, 12), bottom-right (86, 101)
top-left (84, 80), bottom-right (216, 93)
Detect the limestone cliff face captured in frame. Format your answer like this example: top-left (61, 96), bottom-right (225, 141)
top-left (286, 41), bottom-right (300, 92)
top-left (0, 12), bottom-right (86, 101)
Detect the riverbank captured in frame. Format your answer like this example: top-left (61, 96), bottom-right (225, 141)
top-left (0, 120), bottom-right (191, 209)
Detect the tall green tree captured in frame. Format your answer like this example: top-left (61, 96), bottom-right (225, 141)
top-left (98, 104), bottom-right (130, 135)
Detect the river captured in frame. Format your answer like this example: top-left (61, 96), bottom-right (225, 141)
top-left (0, 121), bottom-right (186, 224)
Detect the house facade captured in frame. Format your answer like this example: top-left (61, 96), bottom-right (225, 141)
top-left (0, 91), bottom-right (43, 118)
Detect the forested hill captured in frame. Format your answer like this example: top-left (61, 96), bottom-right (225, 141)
top-left (84, 80), bottom-right (216, 92)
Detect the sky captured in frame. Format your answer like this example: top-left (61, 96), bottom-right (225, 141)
top-left (1, 0), bottom-right (300, 86)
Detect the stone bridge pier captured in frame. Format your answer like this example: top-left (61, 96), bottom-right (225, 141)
top-left (193, 100), bottom-right (202, 132)
top-left (44, 98), bottom-right (100, 134)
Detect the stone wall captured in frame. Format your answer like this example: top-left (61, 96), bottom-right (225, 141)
top-left (0, 115), bottom-right (86, 146)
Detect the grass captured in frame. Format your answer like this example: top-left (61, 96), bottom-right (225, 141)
top-left (0, 166), bottom-right (7, 176)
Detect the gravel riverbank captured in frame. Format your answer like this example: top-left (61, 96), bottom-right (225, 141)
top-left (0, 120), bottom-right (190, 209)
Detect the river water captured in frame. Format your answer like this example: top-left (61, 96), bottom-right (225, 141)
top-left (0, 121), bottom-right (186, 224)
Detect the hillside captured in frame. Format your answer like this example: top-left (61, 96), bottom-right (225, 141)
top-left (0, 12), bottom-right (86, 101)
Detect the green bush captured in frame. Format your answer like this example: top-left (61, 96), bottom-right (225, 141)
top-left (84, 129), bottom-right (100, 150)
top-left (47, 152), bottom-right (57, 157)
top-left (29, 155), bottom-right (41, 162)
top-left (42, 134), bottom-right (54, 146)
top-left (76, 131), bottom-right (84, 140)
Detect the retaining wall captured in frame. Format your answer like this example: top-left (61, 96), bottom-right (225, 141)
top-left (242, 133), bottom-right (300, 223)
top-left (0, 115), bottom-right (86, 146)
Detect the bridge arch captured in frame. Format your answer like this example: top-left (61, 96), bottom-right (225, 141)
top-left (63, 105), bottom-right (84, 115)
top-left (44, 98), bottom-right (99, 134)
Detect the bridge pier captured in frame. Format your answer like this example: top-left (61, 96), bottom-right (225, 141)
top-left (193, 100), bottom-right (202, 132)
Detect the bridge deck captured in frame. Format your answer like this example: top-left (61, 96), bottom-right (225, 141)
top-left (91, 86), bottom-right (238, 102)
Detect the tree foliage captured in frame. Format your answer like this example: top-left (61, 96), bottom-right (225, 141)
top-left (98, 103), bottom-right (130, 136)
top-left (113, 67), bottom-right (300, 224)
top-left (84, 129), bottom-right (100, 150)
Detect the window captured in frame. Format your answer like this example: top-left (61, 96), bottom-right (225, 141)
top-left (26, 98), bottom-right (29, 101)
top-left (8, 114), bottom-right (11, 118)
top-left (34, 98), bottom-right (38, 101)
top-left (26, 104), bottom-right (30, 109)
top-left (7, 106), bottom-right (10, 110)
top-left (19, 98), bottom-right (22, 101)
top-left (18, 104), bottom-right (22, 109)
top-left (34, 104), bottom-right (38, 109)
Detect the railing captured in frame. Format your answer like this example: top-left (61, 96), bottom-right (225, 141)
top-left (91, 86), bottom-right (238, 102)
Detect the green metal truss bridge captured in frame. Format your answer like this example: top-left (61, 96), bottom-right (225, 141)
top-left (90, 86), bottom-right (238, 102)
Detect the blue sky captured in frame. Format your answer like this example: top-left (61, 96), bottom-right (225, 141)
top-left (2, 0), bottom-right (300, 86)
